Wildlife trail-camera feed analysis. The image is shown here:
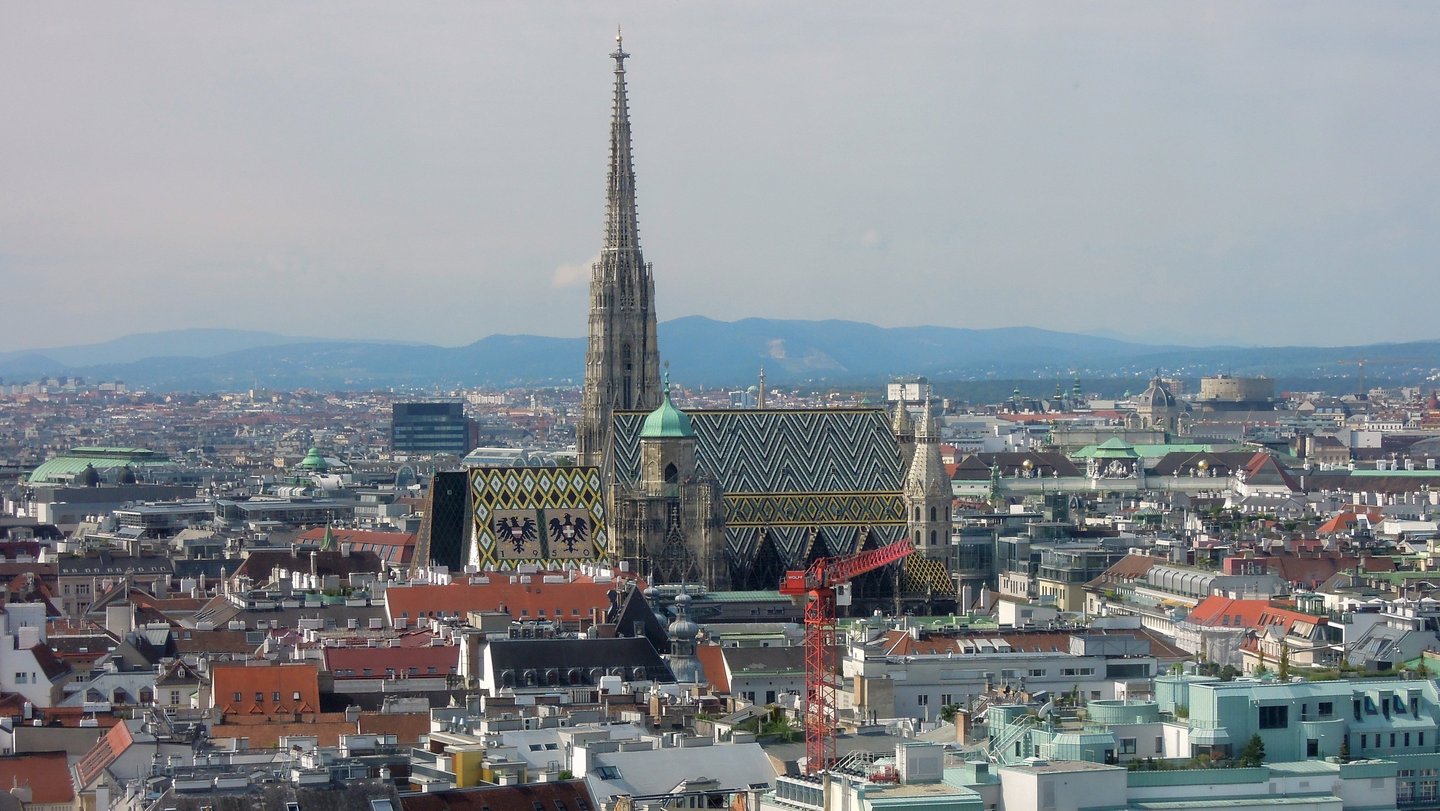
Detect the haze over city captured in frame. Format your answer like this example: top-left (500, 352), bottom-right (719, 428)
top-left (3, 3), bottom-right (1438, 352)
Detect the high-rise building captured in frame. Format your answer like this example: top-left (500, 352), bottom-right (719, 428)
top-left (391, 401), bottom-right (471, 456)
top-left (575, 33), bottom-right (663, 469)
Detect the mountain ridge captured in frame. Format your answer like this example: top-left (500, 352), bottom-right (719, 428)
top-left (1, 317), bottom-right (1436, 392)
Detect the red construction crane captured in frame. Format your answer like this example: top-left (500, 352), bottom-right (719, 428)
top-left (778, 541), bottom-right (915, 774)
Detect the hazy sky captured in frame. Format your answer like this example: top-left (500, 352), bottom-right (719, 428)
top-left (3, 3), bottom-right (1438, 351)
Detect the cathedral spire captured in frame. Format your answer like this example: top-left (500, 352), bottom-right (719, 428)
top-left (578, 34), bottom-right (663, 468)
top-left (604, 29), bottom-right (640, 255)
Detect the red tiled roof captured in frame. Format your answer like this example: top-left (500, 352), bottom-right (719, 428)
top-left (1241, 453), bottom-right (1302, 492)
top-left (323, 644), bottom-right (459, 678)
top-left (296, 528), bottom-right (416, 565)
top-left (0, 751), bottom-right (75, 803)
top-left (357, 711), bottom-right (430, 744)
top-left (211, 718), bottom-right (355, 749)
top-left (1088, 554), bottom-right (1161, 587)
top-left (210, 663), bottom-right (321, 716)
top-left (1317, 511), bottom-right (1383, 536)
top-left (75, 719), bottom-right (135, 788)
top-left (29, 642), bottom-right (72, 682)
top-left (176, 629), bottom-right (257, 656)
top-left (1187, 596), bottom-right (1326, 635)
top-left (383, 576), bottom-right (616, 627)
top-left (695, 644), bottom-right (729, 694)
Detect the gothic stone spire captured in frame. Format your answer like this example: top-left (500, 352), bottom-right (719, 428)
top-left (578, 32), bottom-right (663, 468)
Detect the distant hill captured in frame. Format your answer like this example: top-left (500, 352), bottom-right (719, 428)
top-left (0, 328), bottom-right (325, 370)
top-left (1, 318), bottom-right (1436, 392)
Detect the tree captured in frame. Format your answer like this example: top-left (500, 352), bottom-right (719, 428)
top-left (1277, 643), bottom-right (1291, 681)
top-left (1254, 650), bottom-right (1270, 677)
top-left (1237, 734), bottom-right (1266, 767)
top-left (1219, 665), bottom-right (1238, 682)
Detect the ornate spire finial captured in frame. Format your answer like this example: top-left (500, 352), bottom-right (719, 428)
top-left (612, 27), bottom-right (629, 66)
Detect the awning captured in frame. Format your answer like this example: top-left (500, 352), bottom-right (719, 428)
top-left (1191, 727), bottom-right (1232, 745)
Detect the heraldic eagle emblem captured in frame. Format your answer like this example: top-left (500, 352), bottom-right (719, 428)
top-left (494, 516), bottom-right (537, 553)
top-left (548, 513), bottom-right (590, 553)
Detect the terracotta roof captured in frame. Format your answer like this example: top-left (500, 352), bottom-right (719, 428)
top-left (0, 751), bottom-right (75, 804)
top-left (29, 642), bottom-right (72, 682)
top-left (1317, 510), bottom-right (1384, 536)
top-left (384, 577), bottom-right (616, 626)
top-left (1087, 554), bottom-right (1161, 588)
top-left (296, 528), bottom-right (416, 565)
top-left (74, 719), bottom-right (135, 788)
top-left (357, 711), bottom-right (430, 744)
top-left (232, 549), bottom-right (386, 583)
top-left (34, 706), bottom-right (121, 729)
top-left (1187, 596), bottom-right (1326, 635)
top-left (210, 717), bottom-right (355, 749)
top-left (1221, 552), bottom-right (1383, 588)
top-left (695, 644), bottom-right (729, 694)
top-left (176, 629), bottom-right (257, 656)
top-left (399, 780), bottom-right (598, 811)
top-left (0, 693), bottom-right (28, 718)
top-left (210, 662), bottom-right (321, 716)
top-left (323, 644), bottom-right (459, 677)
top-left (1241, 453), bottom-right (1302, 492)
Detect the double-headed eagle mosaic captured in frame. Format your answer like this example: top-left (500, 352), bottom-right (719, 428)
top-left (549, 513), bottom-right (589, 553)
top-left (494, 516), bottom-right (537, 553)
top-left (493, 513), bottom-right (590, 554)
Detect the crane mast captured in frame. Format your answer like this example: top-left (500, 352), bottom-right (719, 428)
top-left (778, 541), bottom-right (915, 774)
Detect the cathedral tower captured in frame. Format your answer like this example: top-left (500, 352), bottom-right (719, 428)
top-left (904, 399), bottom-right (952, 559)
top-left (577, 33), bottom-right (663, 468)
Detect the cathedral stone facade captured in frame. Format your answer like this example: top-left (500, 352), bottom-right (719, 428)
top-left (575, 38), bottom-right (952, 605)
top-left (575, 34), bottom-right (663, 470)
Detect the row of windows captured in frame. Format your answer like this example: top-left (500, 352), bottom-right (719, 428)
top-left (400, 608), bottom-right (583, 619)
top-left (336, 666), bottom-right (456, 677)
top-left (1356, 731), bottom-right (1426, 749)
top-left (232, 691), bottom-right (305, 703)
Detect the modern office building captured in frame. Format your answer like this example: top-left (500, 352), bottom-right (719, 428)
top-left (391, 401), bottom-right (472, 456)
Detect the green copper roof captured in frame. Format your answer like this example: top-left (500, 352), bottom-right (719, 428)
top-left (299, 447), bottom-right (329, 471)
top-left (1073, 443), bottom-right (1215, 459)
top-left (27, 447), bottom-right (171, 484)
top-left (640, 376), bottom-right (695, 439)
top-left (1077, 437), bottom-right (1140, 459)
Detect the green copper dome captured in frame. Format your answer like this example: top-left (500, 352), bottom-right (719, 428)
top-left (641, 375), bottom-right (695, 439)
top-left (299, 447), bottom-right (329, 471)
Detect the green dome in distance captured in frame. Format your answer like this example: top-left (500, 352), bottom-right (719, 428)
top-left (299, 447), bottom-right (329, 471)
top-left (641, 373), bottom-right (695, 439)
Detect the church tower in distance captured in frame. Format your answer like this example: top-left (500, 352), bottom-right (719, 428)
top-left (577, 32), bottom-right (663, 468)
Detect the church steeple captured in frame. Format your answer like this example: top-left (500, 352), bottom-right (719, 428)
top-left (578, 31), bottom-right (663, 468)
top-left (603, 30), bottom-right (640, 255)
top-left (904, 397), bottom-right (951, 559)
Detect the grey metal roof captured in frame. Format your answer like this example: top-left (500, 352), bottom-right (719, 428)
top-left (584, 741), bottom-right (776, 800)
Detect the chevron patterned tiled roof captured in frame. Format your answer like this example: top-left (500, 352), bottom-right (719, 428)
top-left (612, 408), bottom-right (908, 566)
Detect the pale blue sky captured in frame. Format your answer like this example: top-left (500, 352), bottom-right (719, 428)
top-left (3, 3), bottom-right (1437, 350)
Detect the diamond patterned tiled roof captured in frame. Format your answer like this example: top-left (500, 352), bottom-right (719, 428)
top-left (612, 408), bottom-right (907, 566)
